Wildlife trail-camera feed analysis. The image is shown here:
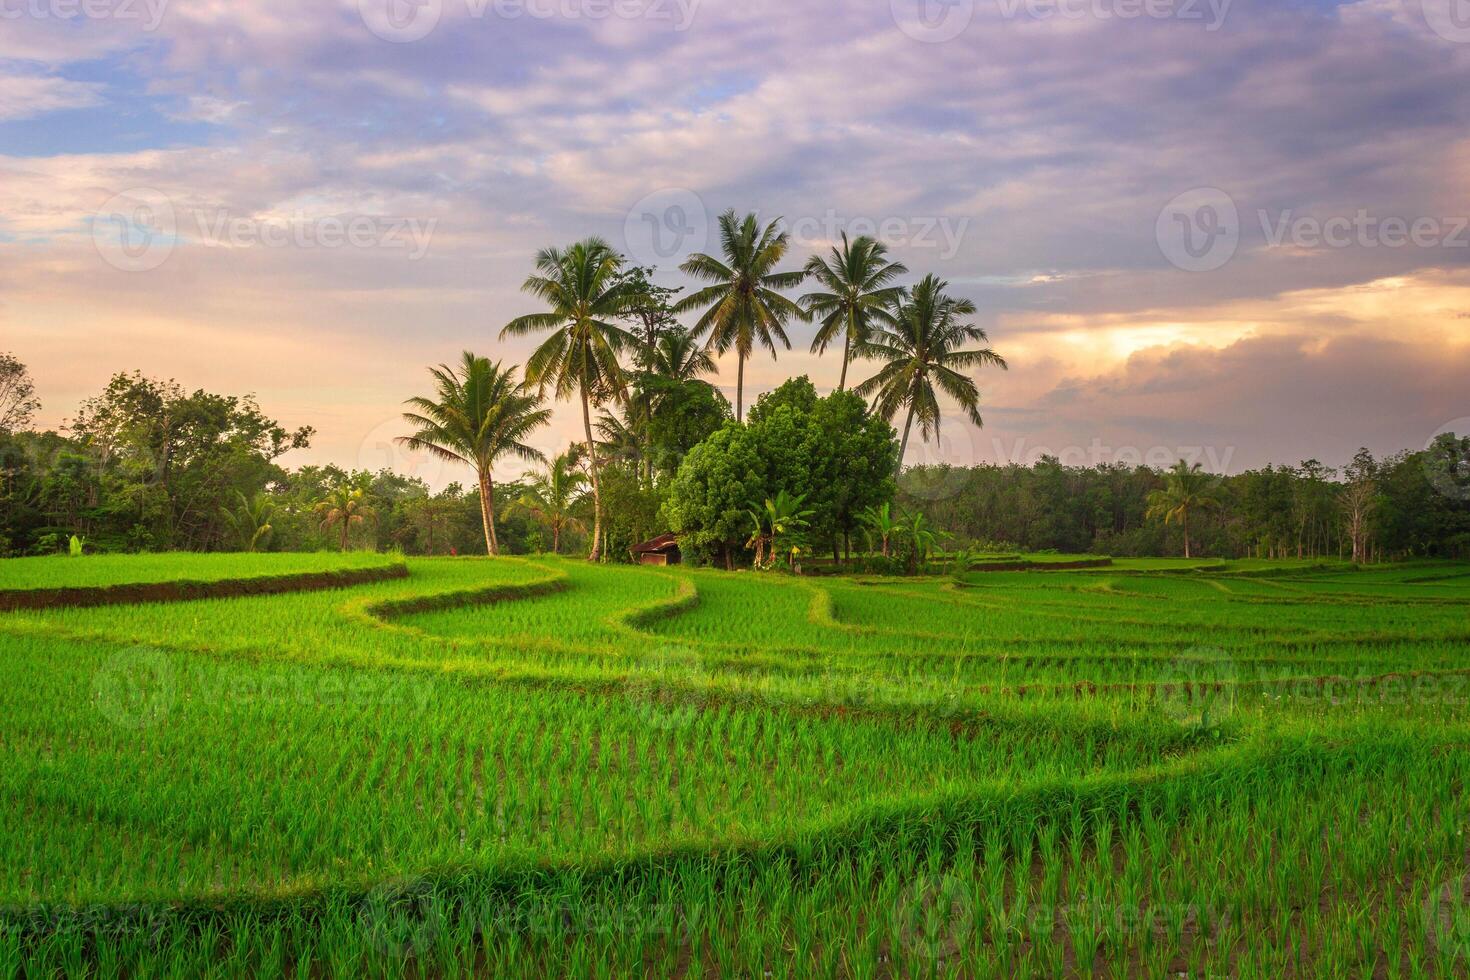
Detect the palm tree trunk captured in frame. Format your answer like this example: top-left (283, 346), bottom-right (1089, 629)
top-left (552, 523), bottom-right (560, 554)
top-left (1182, 511), bottom-right (1191, 560)
top-left (340, 521), bottom-right (349, 553)
top-left (582, 385), bottom-right (603, 562)
top-left (896, 400), bottom-right (917, 480)
top-left (478, 470), bottom-right (498, 556)
top-left (838, 331), bottom-right (851, 392)
top-left (736, 353), bottom-right (746, 423)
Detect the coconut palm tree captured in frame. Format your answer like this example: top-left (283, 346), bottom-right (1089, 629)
top-left (648, 326), bottom-right (719, 385)
top-left (673, 210), bottom-right (807, 422)
top-left (1146, 461), bottom-right (1222, 560)
top-left (221, 490), bottom-right (275, 552)
top-left (510, 451), bottom-right (589, 554)
top-left (398, 353), bottom-right (550, 556)
top-left (502, 238), bottom-right (639, 562)
top-left (315, 482), bottom-right (374, 552)
top-left (853, 275), bottom-right (1007, 479)
top-left (801, 233), bottom-right (908, 392)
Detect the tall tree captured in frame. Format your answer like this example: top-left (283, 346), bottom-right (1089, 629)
top-left (673, 210), bottom-right (807, 421)
top-left (1340, 448), bottom-right (1378, 564)
top-left (853, 274), bottom-right (1006, 478)
top-left (1145, 461), bottom-right (1222, 559)
top-left (0, 354), bottom-right (40, 433)
top-left (800, 234), bottom-right (908, 392)
top-left (511, 451), bottom-right (588, 554)
top-left (502, 238), bottom-right (639, 562)
top-left (398, 353), bottom-right (550, 556)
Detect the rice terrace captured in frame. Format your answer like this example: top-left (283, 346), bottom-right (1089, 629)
top-left (7, 0), bottom-right (1470, 976)
top-left (4, 547), bottom-right (1470, 976)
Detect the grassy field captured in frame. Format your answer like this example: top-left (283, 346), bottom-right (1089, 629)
top-left (3, 554), bottom-right (1470, 977)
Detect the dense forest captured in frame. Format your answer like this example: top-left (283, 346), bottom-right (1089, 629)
top-left (3, 351), bottom-right (1466, 562)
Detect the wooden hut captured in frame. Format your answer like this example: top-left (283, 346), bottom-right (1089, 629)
top-left (630, 533), bottom-right (681, 566)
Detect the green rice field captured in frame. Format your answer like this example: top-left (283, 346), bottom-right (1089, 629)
top-left (4, 553), bottom-right (1470, 977)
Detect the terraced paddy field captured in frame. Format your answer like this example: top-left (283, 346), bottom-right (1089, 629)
top-left (3, 554), bottom-right (1470, 977)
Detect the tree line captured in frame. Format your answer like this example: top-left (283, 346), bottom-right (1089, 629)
top-left (901, 446), bottom-right (1470, 561)
top-left (2, 207), bottom-right (1466, 563)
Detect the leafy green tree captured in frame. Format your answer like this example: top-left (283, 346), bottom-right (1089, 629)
top-left (854, 275), bottom-right (1006, 478)
top-left (398, 353), bottom-right (550, 556)
top-left (666, 377), bottom-right (896, 567)
top-left (503, 238), bottom-right (639, 561)
top-left (801, 234), bottom-right (907, 392)
top-left (663, 422), bottom-right (767, 567)
top-left (674, 210), bottom-right (807, 421)
top-left (511, 451), bottom-right (589, 554)
top-left (0, 353), bottom-right (39, 433)
top-left (1146, 461), bottom-right (1222, 559)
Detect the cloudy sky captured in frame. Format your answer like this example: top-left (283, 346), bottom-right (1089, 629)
top-left (2, 0), bottom-right (1468, 487)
